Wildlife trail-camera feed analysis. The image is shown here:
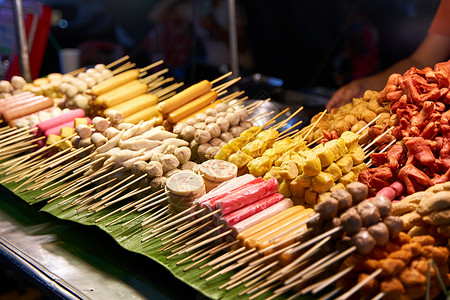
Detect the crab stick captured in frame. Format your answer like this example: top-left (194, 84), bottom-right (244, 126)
top-left (36, 109), bottom-right (85, 133)
top-left (220, 193), bottom-right (284, 228)
top-left (232, 198), bottom-right (294, 235)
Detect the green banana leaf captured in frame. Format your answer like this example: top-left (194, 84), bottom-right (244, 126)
top-left (2, 178), bottom-right (305, 300)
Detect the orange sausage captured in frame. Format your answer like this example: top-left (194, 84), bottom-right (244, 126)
top-left (243, 208), bottom-right (312, 249)
top-left (123, 105), bottom-right (163, 125)
top-left (104, 93), bottom-right (159, 118)
top-left (255, 208), bottom-right (314, 251)
top-left (236, 205), bottom-right (305, 245)
top-left (167, 91), bottom-right (217, 123)
top-left (157, 80), bottom-right (211, 114)
top-left (91, 69), bottom-right (140, 96)
top-left (4, 97), bottom-right (54, 122)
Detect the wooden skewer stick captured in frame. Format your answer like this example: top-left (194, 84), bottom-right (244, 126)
top-left (277, 129), bottom-right (299, 141)
top-left (0, 125), bottom-right (30, 139)
top-left (111, 61), bottom-right (135, 75)
top-left (247, 110), bottom-right (275, 123)
top-left (212, 77), bottom-right (241, 93)
top-left (334, 268), bottom-right (382, 300)
top-left (154, 208), bottom-right (214, 232)
top-left (159, 91), bottom-right (176, 101)
top-left (204, 250), bottom-right (258, 282)
top-left (136, 195), bottom-right (169, 212)
top-left (106, 55), bottom-right (130, 69)
top-left (198, 246), bottom-right (244, 271)
top-left (267, 235), bottom-right (332, 282)
top-left (121, 189), bottom-right (165, 211)
top-left (362, 127), bottom-right (394, 153)
top-left (177, 229), bottom-right (232, 255)
top-left (244, 99), bottom-right (264, 111)
top-left (149, 205), bottom-right (195, 231)
top-left (153, 220), bottom-right (191, 242)
top-left (356, 114), bottom-right (381, 135)
top-left (157, 221), bottom-right (214, 251)
top-left (120, 198), bottom-right (167, 228)
top-left (246, 242), bottom-right (301, 269)
top-left (95, 199), bottom-right (139, 224)
top-left (220, 90), bottom-right (245, 103)
top-left (139, 59), bottom-right (164, 73)
top-left (175, 245), bottom-right (214, 266)
top-left (284, 246), bottom-right (355, 286)
top-left (248, 283), bottom-right (279, 300)
top-left (273, 107), bottom-right (304, 131)
top-left (309, 266), bottom-right (354, 295)
top-left (261, 107), bottom-right (290, 129)
top-left (98, 174), bottom-right (147, 208)
top-left (87, 174), bottom-right (137, 211)
top-left (104, 202), bottom-right (162, 228)
top-left (210, 71), bottom-right (233, 85)
top-left (222, 261), bottom-right (279, 291)
top-left (180, 242), bottom-right (235, 271)
top-left (182, 253), bottom-right (216, 272)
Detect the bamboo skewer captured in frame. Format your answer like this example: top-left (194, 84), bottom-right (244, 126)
top-left (105, 55), bottom-right (130, 69)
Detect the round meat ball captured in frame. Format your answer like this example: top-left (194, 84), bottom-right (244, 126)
top-left (164, 144), bottom-right (178, 155)
top-left (173, 123), bottom-right (187, 135)
top-left (216, 112), bottom-right (227, 118)
top-left (146, 161), bottom-right (163, 178)
top-left (94, 64), bottom-right (106, 72)
top-left (174, 146), bottom-right (191, 164)
top-left (165, 168), bottom-right (182, 178)
top-left (194, 122), bottom-right (206, 130)
top-left (230, 126), bottom-right (244, 137)
top-left (220, 132), bottom-right (234, 143)
top-left (209, 137), bottom-right (222, 147)
top-left (150, 176), bottom-right (167, 190)
top-left (205, 116), bottom-right (217, 124)
top-left (226, 112), bottom-right (240, 126)
top-left (84, 76), bottom-right (97, 88)
top-left (151, 153), bottom-right (164, 163)
top-left (185, 118), bottom-right (197, 126)
top-left (0, 80), bottom-right (12, 92)
top-left (215, 102), bottom-right (228, 112)
top-left (11, 76), bottom-right (26, 89)
top-left (181, 161), bottom-right (198, 171)
top-left (205, 108), bottom-right (218, 116)
top-left (195, 113), bottom-right (207, 123)
top-left (240, 121), bottom-right (252, 130)
top-left (101, 69), bottom-right (113, 80)
top-left (180, 125), bottom-right (196, 141)
top-left (226, 107), bottom-right (235, 113)
top-left (206, 123), bottom-right (221, 138)
top-left (216, 117), bottom-right (230, 132)
top-left (205, 146), bottom-right (220, 160)
top-left (235, 108), bottom-right (249, 122)
top-left (132, 161), bottom-right (147, 175)
top-left (198, 143), bottom-right (212, 161)
top-left (65, 85), bottom-right (78, 98)
top-left (161, 154), bottom-right (180, 173)
top-left (195, 129), bottom-right (212, 144)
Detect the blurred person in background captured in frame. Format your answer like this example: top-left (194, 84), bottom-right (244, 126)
top-left (327, 0), bottom-right (450, 110)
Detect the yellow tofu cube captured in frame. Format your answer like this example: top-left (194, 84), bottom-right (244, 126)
top-left (318, 192), bottom-right (332, 203)
top-left (263, 166), bottom-right (282, 181)
top-left (279, 179), bottom-right (292, 198)
top-left (46, 134), bottom-right (61, 146)
top-left (247, 156), bottom-right (273, 177)
top-left (289, 153), bottom-right (305, 174)
top-left (280, 160), bottom-right (299, 180)
top-left (324, 163), bottom-right (342, 182)
top-left (330, 182), bottom-right (345, 192)
top-left (74, 117), bottom-right (88, 128)
top-left (338, 171), bottom-right (357, 186)
top-left (60, 126), bottom-right (74, 139)
top-left (305, 188), bottom-right (318, 206)
top-left (274, 151), bottom-right (291, 167)
top-left (57, 139), bottom-right (72, 150)
top-left (311, 171), bottom-right (334, 193)
top-left (336, 155), bottom-right (354, 173)
top-left (228, 150), bottom-right (253, 168)
top-left (348, 146), bottom-right (365, 165)
top-left (340, 131), bottom-right (360, 149)
top-left (351, 163), bottom-right (367, 177)
top-left (325, 138), bottom-right (348, 161)
top-left (301, 150), bottom-right (322, 176)
top-left (313, 144), bottom-right (335, 168)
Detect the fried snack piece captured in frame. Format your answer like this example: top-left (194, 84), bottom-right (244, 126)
top-left (388, 249), bottom-right (413, 265)
top-left (399, 267), bottom-right (427, 287)
top-left (358, 273), bottom-right (380, 299)
top-left (410, 235), bottom-right (435, 246)
top-left (378, 258), bottom-right (406, 276)
top-left (381, 277), bottom-right (406, 300)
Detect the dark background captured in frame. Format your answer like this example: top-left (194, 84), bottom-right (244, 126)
top-left (5, 0), bottom-right (440, 103)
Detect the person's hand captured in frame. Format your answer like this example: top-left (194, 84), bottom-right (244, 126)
top-left (326, 79), bottom-right (369, 111)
